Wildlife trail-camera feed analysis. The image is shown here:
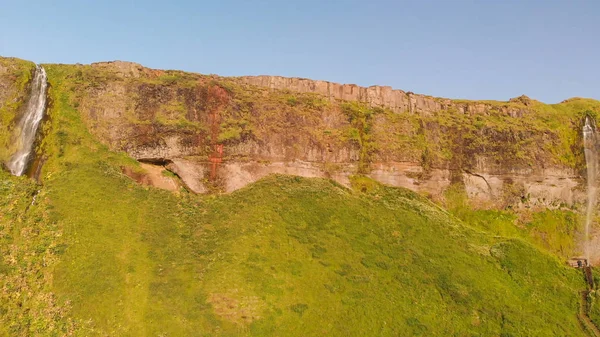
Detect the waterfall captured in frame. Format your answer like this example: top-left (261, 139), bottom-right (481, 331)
top-left (6, 65), bottom-right (48, 176)
top-left (583, 116), bottom-right (598, 265)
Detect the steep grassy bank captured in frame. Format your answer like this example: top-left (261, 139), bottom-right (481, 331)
top-left (0, 171), bottom-right (75, 336)
top-left (443, 183), bottom-right (582, 260)
top-left (0, 167), bottom-right (590, 336)
top-left (0, 58), bottom-right (35, 162)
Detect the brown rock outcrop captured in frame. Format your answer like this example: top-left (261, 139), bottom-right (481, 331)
top-left (23, 60), bottom-right (597, 210)
top-left (239, 75), bottom-right (527, 117)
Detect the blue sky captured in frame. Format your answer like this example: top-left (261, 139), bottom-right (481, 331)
top-left (1, 0), bottom-right (598, 103)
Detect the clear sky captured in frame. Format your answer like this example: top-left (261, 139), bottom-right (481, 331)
top-left (1, 0), bottom-right (598, 103)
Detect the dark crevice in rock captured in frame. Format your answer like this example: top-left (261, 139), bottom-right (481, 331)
top-left (463, 169), bottom-right (493, 193)
top-left (138, 157), bottom-right (173, 166)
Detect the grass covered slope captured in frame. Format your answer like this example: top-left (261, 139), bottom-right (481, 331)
top-left (197, 176), bottom-right (586, 336)
top-left (443, 184), bottom-right (582, 261)
top-left (0, 171), bottom-right (75, 336)
top-left (0, 57), bottom-right (35, 162)
top-left (1, 169), bottom-right (589, 336)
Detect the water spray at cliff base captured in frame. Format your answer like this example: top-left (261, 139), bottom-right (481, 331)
top-left (583, 115), bottom-right (598, 266)
top-left (6, 65), bottom-right (47, 176)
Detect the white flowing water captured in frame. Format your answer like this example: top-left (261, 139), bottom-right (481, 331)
top-left (6, 65), bottom-right (48, 176)
top-left (583, 116), bottom-right (598, 265)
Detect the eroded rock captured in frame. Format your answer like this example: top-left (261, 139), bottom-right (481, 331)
top-left (167, 158), bottom-right (207, 193)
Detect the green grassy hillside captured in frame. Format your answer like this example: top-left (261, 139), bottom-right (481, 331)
top-left (0, 164), bottom-right (590, 336)
top-left (0, 58), bottom-right (596, 336)
top-left (0, 58), bottom-right (35, 162)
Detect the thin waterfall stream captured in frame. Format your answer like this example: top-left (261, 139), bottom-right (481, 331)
top-left (583, 115), bottom-right (598, 265)
top-left (6, 65), bottom-right (48, 176)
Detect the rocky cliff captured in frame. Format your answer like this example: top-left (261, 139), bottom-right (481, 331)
top-left (240, 75), bottom-right (530, 117)
top-left (3, 57), bottom-right (600, 210)
top-left (237, 75), bottom-right (600, 207)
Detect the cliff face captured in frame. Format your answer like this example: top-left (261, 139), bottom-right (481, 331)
top-left (3, 57), bottom-right (600, 209)
top-left (237, 75), bottom-right (600, 207)
top-left (240, 75), bottom-right (529, 117)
